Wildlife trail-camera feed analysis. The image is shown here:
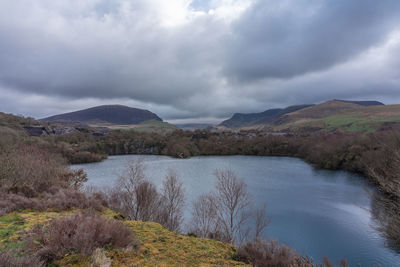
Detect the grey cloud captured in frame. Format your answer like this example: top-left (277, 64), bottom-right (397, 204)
top-left (225, 0), bottom-right (400, 81)
top-left (1, 0), bottom-right (400, 122)
top-left (0, 1), bottom-right (224, 106)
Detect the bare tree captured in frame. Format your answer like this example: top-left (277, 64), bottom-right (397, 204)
top-left (135, 181), bottom-right (159, 221)
top-left (190, 193), bottom-right (219, 238)
top-left (157, 169), bottom-right (185, 232)
top-left (117, 159), bottom-right (145, 195)
top-left (114, 159), bottom-right (145, 220)
top-left (108, 159), bottom-right (160, 221)
top-left (213, 169), bottom-right (250, 244)
top-left (189, 169), bottom-right (270, 244)
top-left (253, 205), bottom-right (271, 240)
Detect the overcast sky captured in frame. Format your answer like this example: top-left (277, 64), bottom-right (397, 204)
top-left (1, 0), bottom-right (400, 123)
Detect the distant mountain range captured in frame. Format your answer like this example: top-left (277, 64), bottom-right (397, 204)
top-left (41, 105), bottom-right (162, 125)
top-left (38, 100), bottom-right (400, 134)
top-left (218, 100), bottom-right (399, 133)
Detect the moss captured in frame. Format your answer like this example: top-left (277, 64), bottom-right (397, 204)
top-left (0, 213), bottom-right (26, 250)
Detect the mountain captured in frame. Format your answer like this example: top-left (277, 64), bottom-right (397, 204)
top-left (268, 100), bottom-right (395, 133)
top-left (334, 100), bottom-right (384, 106)
top-left (41, 105), bottom-right (162, 125)
top-left (219, 104), bottom-right (314, 128)
top-left (218, 99), bottom-right (396, 133)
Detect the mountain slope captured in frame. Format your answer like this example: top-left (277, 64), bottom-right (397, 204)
top-left (335, 100), bottom-right (384, 107)
top-left (41, 105), bottom-right (162, 125)
top-left (271, 100), bottom-right (400, 133)
top-left (219, 99), bottom-right (394, 133)
top-left (220, 104), bottom-right (314, 128)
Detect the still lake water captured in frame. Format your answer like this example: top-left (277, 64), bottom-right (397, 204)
top-left (73, 155), bottom-right (400, 266)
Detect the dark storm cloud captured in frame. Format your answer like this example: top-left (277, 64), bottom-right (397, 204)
top-left (0, 2), bottom-right (223, 105)
top-left (225, 0), bottom-right (400, 81)
top-left (0, 0), bottom-right (400, 122)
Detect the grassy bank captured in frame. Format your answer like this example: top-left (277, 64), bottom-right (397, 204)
top-left (0, 209), bottom-right (245, 267)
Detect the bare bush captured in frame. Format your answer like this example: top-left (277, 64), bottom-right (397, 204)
top-left (237, 239), bottom-right (298, 267)
top-left (0, 145), bottom-right (87, 195)
top-left (0, 250), bottom-right (43, 267)
top-left (237, 239), bottom-right (349, 267)
top-left (363, 132), bottom-right (400, 198)
top-left (41, 188), bottom-right (104, 211)
top-left (26, 213), bottom-right (138, 262)
top-left (157, 169), bottom-right (185, 232)
top-left (0, 188), bottom-right (104, 215)
top-left (371, 192), bottom-right (400, 249)
top-left (0, 191), bottom-right (42, 215)
top-left (321, 256), bottom-right (349, 267)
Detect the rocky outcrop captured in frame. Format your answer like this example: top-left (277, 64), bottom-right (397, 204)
top-left (24, 125), bottom-right (108, 137)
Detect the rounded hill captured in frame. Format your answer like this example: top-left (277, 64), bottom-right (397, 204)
top-left (41, 105), bottom-right (162, 125)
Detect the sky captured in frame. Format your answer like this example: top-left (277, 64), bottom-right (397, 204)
top-left (1, 0), bottom-right (400, 124)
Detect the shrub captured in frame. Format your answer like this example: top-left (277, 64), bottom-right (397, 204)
top-left (41, 188), bottom-right (104, 211)
top-left (0, 188), bottom-right (104, 216)
top-left (237, 239), bottom-right (298, 267)
top-left (26, 213), bottom-right (138, 262)
top-left (237, 239), bottom-right (349, 267)
top-left (0, 191), bottom-right (43, 215)
top-left (0, 144), bottom-right (88, 195)
top-left (0, 250), bottom-right (43, 267)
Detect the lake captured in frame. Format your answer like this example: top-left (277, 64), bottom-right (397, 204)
top-left (72, 155), bottom-right (400, 266)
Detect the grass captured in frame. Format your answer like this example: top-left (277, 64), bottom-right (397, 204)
top-left (90, 120), bottom-right (177, 134)
top-left (0, 214), bottom-right (25, 250)
top-left (0, 209), bottom-right (247, 266)
top-left (132, 120), bottom-right (178, 133)
top-left (322, 114), bottom-right (400, 133)
top-left (268, 103), bottom-right (400, 133)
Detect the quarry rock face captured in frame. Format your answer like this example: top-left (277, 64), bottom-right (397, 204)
top-left (23, 126), bottom-right (108, 137)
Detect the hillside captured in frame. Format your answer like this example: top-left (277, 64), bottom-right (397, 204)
top-left (270, 100), bottom-right (400, 133)
top-left (105, 119), bottom-right (178, 133)
top-left (220, 104), bottom-right (314, 128)
top-left (0, 209), bottom-right (246, 267)
top-left (41, 105), bottom-right (162, 125)
top-left (218, 100), bottom-right (394, 133)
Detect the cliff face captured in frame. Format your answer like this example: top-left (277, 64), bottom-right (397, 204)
top-left (23, 125), bottom-right (108, 137)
